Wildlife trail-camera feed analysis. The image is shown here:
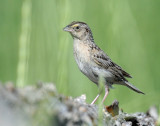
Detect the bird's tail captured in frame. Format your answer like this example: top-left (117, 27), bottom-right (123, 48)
top-left (124, 81), bottom-right (145, 94)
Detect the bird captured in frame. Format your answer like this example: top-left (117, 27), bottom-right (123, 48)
top-left (63, 21), bottom-right (144, 105)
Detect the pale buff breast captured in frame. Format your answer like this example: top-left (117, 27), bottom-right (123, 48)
top-left (73, 39), bottom-right (90, 62)
top-left (73, 39), bottom-right (98, 83)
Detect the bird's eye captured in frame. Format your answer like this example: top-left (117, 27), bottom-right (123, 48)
top-left (76, 26), bottom-right (79, 29)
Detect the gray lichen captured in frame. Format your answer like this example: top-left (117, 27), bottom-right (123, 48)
top-left (0, 82), bottom-right (158, 126)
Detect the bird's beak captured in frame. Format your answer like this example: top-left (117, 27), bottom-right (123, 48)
top-left (63, 26), bottom-right (72, 32)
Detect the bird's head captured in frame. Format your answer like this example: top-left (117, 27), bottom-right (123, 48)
top-left (63, 21), bottom-right (93, 41)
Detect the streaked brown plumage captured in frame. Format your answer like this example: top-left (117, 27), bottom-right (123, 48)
top-left (63, 21), bottom-right (144, 104)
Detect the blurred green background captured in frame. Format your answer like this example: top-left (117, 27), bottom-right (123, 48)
top-left (0, 0), bottom-right (160, 112)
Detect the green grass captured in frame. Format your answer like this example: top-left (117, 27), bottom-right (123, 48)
top-left (17, 0), bottom-right (32, 87)
top-left (0, 0), bottom-right (160, 112)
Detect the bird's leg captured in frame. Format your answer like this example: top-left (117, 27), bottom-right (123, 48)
top-left (91, 94), bottom-right (100, 105)
top-left (102, 85), bottom-right (109, 104)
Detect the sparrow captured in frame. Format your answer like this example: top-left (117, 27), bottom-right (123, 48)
top-left (63, 21), bottom-right (144, 105)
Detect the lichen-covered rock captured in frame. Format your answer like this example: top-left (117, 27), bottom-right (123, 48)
top-left (0, 82), bottom-right (158, 126)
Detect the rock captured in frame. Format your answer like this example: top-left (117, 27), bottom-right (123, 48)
top-left (0, 82), bottom-right (158, 126)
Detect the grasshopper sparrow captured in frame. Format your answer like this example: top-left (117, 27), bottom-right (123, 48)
top-left (63, 21), bottom-right (144, 104)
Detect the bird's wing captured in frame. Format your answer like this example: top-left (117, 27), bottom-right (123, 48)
top-left (90, 46), bottom-right (132, 81)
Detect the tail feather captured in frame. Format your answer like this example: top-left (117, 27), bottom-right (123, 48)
top-left (124, 81), bottom-right (145, 94)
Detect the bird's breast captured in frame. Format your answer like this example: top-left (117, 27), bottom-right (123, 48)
top-left (73, 40), bottom-right (92, 75)
top-left (73, 40), bottom-right (90, 62)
